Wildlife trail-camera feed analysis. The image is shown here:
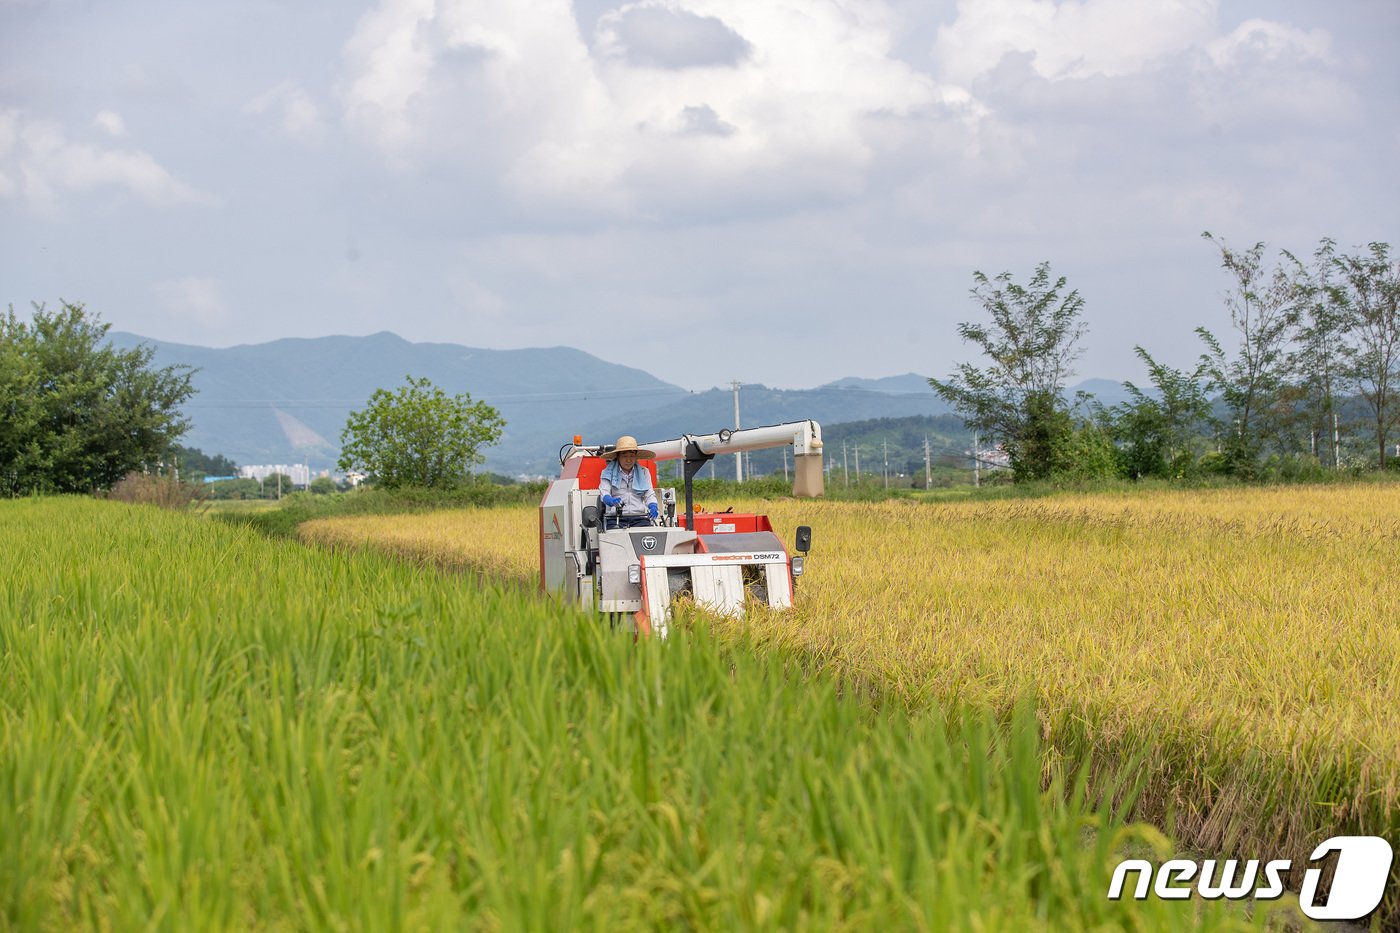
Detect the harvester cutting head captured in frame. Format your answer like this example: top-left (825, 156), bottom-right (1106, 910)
top-left (539, 422), bottom-right (821, 637)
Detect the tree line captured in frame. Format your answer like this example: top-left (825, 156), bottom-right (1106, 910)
top-left (9, 242), bottom-right (1396, 499)
top-left (930, 235), bottom-right (1399, 483)
top-left (2, 301), bottom-right (507, 496)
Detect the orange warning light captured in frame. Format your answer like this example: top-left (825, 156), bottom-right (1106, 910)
top-left (573, 434), bottom-right (583, 445)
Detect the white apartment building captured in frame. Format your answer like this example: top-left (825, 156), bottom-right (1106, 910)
top-left (238, 464), bottom-right (312, 487)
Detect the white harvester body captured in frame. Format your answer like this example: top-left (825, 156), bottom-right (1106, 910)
top-left (538, 421), bottom-right (821, 637)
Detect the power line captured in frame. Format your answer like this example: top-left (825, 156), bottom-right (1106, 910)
top-left (181, 385), bottom-right (696, 409)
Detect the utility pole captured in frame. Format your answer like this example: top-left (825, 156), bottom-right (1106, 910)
top-left (882, 438), bottom-right (889, 489)
top-left (854, 445), bottom-right (860, 483)
top-left (924, 436), bottom-right (931, 489)
top-left (973, 432), bottom-right (981, 488)
top-left (1333, 412), bottom-right (1341, 470)
top-left (731, 379), bottom-right (742, 482)
top-left (843, 441), bottom-right (849, 487)
top-left (782, 447), bottom-right (789, 482)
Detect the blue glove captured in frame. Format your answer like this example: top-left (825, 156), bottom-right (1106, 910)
top-left (601, 495), bottom-right (622, 508)
top-left (647, 502), bottom-right (659, 520)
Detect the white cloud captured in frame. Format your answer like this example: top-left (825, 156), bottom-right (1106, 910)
top-left (245, 82), bottom-right (325, 142)
top-left (1206, 18), bottom-right (1331, 70)
top-left (92, 110), bottom-right (125, 137)
top-left (933, 0), bottom-right (1337, 89)
top-left (154, 277), bottom-right (230, 328)
top-left (934, 0), bottom-right (1218, 84)
top-left (336, 0), bottom-right (948, 215)
top-left (0, 108), bottom-right (17, 159)
top-left (447, 269), bottom-right (509, 316)
top-left (337, 0), bottom-right (453, 156)
top-left (0, 108), bottom-right (208, 207)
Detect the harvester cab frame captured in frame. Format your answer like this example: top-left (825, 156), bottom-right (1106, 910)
top-left (540, 421), bottom-right (824, 637)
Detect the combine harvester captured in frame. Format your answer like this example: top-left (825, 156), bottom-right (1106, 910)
top-left (540, 421), bottom-right (823, 636)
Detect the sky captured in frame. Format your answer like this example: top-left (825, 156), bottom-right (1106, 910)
top-left (2, 0), bottom-right (1396, 392)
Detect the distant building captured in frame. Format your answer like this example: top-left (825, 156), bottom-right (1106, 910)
top-left (238, 464), bottom-right (311, 487)
top-left (975, 445), bottom-right (1011, 470)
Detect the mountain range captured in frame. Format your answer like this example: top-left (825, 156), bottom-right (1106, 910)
top-left (107, 331), bottom-right (1130, 477)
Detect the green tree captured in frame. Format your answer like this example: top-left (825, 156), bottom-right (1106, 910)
top-left (929, 262), bottom-right (1087, 482)
top-left (308, 475), bottom-right (338, 495)
top-left (1287, 238), bottom-right (1350, 467)
top-left (1198, 233), bottom-right (1303, 477)
top-left (205, 477), bottom-right (261, 500)
top-left (1058, 417), bottom-right (1121, 482)
top-left (1333, 242), bottom-right (1399, 469)
top-left (338, 375), bottom-right (504, 489)
top-left (1111, 347), bottom-right (1216, 479)
top-left (1, 302), bottom-right (195, 495)
top-left (260, 472), bottom-right (295, 499)
top-left (171, 444), bottom-right (237, 479)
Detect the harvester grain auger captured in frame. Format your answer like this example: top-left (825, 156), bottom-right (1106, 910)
top-left (539, 421), bottom-right (823, 637)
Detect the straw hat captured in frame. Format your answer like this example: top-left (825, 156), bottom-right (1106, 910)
top-left (603, 435), bottom-right (655, 460)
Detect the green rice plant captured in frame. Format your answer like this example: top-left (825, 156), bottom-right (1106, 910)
top-left (300, 482), bottom-right (1400, 926)
top-left (0, 498), bottom-right (1275, 930)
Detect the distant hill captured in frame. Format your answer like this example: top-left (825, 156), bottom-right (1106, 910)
top-left (566, 384), bottom-right (957, 478)
top-left (818, 373), bottom-right (933, 394)
top-left (1069, 378), bottom-right (1135, 410)
top-left (108, 331), bottom-right (1131, 476)
top-left (818, 373), bottom-right (1133, 407)
top-left (106, 331), bottom-right (687, 474)
top-left (736, 414), bottom-right (972, 480)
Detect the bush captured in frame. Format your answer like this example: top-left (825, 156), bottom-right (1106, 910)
top-left (1054, 423), bottom-right (1121, 482)
top-left (104, 472), bottom-right (205, 510)
top-left (205, 478), bottom-right (263, 500)
top-left (1263, 454), bottom-right (1331, 483)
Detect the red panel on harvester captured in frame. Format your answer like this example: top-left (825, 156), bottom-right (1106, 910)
top-left (679, 513), bottom-right (772, 535)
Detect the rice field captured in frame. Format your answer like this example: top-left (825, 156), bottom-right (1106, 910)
top-left (2, 497), bottom-right (1275, 930)
top-left (301, 482), bottom-right (1400, 924)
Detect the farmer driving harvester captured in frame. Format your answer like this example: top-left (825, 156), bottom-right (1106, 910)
top-left (597, 435), bottom-right (659, 529)
top-left (540, 419), bottom-right (822, 633)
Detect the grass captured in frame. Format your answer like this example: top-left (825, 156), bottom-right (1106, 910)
top-left (208, 481), bottom-right (547, 539)
top-left (0, 497), bottom-right (1275, 930)
top-left (300, 480), bottom-right (1400, 927)
top-left (202, 498), bottom-right (282, 513)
